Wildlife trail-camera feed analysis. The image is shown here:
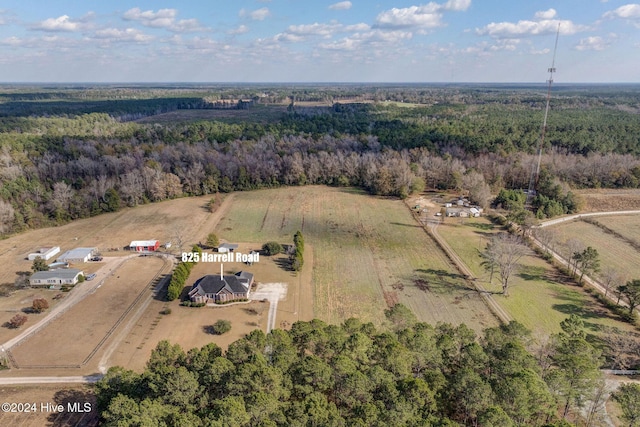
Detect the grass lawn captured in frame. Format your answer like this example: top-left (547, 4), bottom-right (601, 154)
top-left (437, 217), bottom-right (636, 336)
top-left (216, 186), bottom-right (498, 331)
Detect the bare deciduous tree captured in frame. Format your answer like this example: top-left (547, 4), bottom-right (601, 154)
top-left (0, 199), bottom-right (15, 234)
top-left (600, 267), bottom-right (625, 299)
top-left (565, 238), bottom-right (585, 275)
top-left (50, 181), bottom-right (74, 216)
top-left (600, 327), bottom-right (640, 370)
top-left (483, 233), bottom-right (529, 296)
top-left (533, 227), bottom-right (555, 253)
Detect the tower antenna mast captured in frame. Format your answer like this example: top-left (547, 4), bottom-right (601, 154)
top-left (526, 24), bottom-right (560, 206)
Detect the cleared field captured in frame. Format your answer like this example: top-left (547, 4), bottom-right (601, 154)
top-left (0, 194), bottom-right (228, 345)
top-left (0, 385), bottom-right (97, 427)
top-left (575, 188), bottom-right (640, 212)
top-left (437, 217), bottom-right (636, 336)
top-left (7, 256), bottom-right (167, 372)
top-left (595, 214), bottom-right (640, 249)
top-left (216, 186), bottom-right (498, 331)
top-left (550, 219), bottom-right (640, 284)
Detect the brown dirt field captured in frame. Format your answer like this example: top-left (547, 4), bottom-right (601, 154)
top-left (106, 240), bottom-right (314, 372)
top-left (7, 256), bottom-right (167, 372)
top-left (575, 189), bottom-right (640, 212)
top-left (0, 194), bottom-right (230, 345)
top-left (0, 385), bottom-right (97, 427)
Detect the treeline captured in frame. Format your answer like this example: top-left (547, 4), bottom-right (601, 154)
top-left (95, 315), bottom-right (608, 426)
top-left (3, 131), bottom-right (640, 234)
top-left (2, 86), bottom-right (640, 234)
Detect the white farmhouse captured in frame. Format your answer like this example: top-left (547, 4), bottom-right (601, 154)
top-left (30, 269), bottom-right (84, 289)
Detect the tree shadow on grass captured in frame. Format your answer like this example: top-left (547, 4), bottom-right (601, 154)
top-left (416, 268), bottom-right (464, 280)
top-left (551, 286), bottom-right (628, 333)
top-left (274, 256), bottom-right (294, 272)
top-left (389, 222), bottom-right (422, 228)
top-left (48, 388), bottom-right (97, 427)
top-left (518, 265), bottom-right (553, 282)
top-left (412, 270), bottom-right (475, 293)
top-left (465, 222), bottom-right (495, 231)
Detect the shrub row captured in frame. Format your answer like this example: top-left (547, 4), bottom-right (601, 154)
top-left (291, 231), bottom-right (304, 271)
top-left (167, 245), bottom-right (201, 301)
top-left (180, 301), bottom-right (206, 307)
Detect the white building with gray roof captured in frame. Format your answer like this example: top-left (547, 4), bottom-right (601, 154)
top-left (30, 269), bottom-right (84, 289)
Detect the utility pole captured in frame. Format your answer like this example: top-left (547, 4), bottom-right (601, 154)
top-left (526, 24), bottom-right (560, 206)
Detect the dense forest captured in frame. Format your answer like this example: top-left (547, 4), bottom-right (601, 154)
top-left (95, 312), bottom-right (615, 426)
top-left (1, 84), bottom-right (640, 235)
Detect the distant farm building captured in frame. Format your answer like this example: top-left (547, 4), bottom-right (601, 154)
top-left (188, 271), bottom-right (254, 304)
top-left (30, 269), bottom-right (84, 289)
top-left (27, 246), bottom-right (60, 261)
top-left (217, 243), bottom-right (239, 253)
top-left (129, 240), bottom-right (160, 252)
top-left (57, 247), bottom-right (97, 263)
top-left (445, 207), bottom-right (482, 218)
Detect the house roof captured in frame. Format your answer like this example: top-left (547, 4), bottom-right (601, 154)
top-left (218, 243), bottom-right (239, 250)
top-left (58, 247), bottom-right (96, 260)
top-left (130, 240), bottom-right (159, 247)
top-left (31, 269), bottom-right (82, 280)
top-left (235, 271), bottom-right (254, 284)
top-left (191, 274), bottom-right (248, 296)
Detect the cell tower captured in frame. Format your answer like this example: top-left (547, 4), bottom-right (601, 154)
top-left (526, 24), bottom-right (560, 206)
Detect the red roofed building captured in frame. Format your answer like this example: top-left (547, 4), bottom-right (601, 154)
top-left (129, 240), bottom-right (160, 252)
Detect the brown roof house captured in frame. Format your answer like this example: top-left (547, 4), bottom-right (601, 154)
top-left (188, 271), bottom-right (254, 304)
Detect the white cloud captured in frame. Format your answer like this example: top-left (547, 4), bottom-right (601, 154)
top-left (94, 28), bottom-right (154, 43)
top-left (603, 3), bottom-right (640, 25)
top-left (476, 10), bottom-right (588, 37)
top-left (0, 36), bottom-right (23, 46)
top-left (376, 6), bottom-right (444, 29)
top-left (34, 15), bottom-right (81, 32)
top-left (575, 36), bottom-right (608, 51)
top-left (228, 25), bottom-right (249, 35)
top-left (575, 34), bottom-right (618, 51)
top-left (530, 47), bottom-right (551, 55)
top-left (123, 8), bottom-right (206, 32)
top-left (329, 1), bottom-right (352, 11)
top-left (287, 23), bottom-right (340, 38)
top-left (272, 22), bottom-right (371, 43)
top-left (375, 0), bottom-right (471, 29)
top-left (240, 7), bottom-right (271, 21)
top-left (123, 8), bottom-right (176, 27)
top-left (443, 0), bottom-right (472, 11)
top-left (534, 9), bottom-right (557, 20)
top-left (319, 29), bottom-right (412, 51)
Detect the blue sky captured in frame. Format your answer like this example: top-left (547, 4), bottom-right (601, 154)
top-left (0, 1), bottom-right (638, 82)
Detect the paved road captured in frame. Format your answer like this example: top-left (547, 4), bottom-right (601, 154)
top-left (1, 255), bottom-right (137, 352)
top-left (249, 283), bottom-right (288, 333)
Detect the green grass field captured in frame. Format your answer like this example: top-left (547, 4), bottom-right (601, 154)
top-left (592, 214), bottom-right (640, 248)
top-left (215, 186), bottom-right (498, 330)
top-left (550, 218), bottom-right (640, 284)
top-left (437, 217), bottom-right (636, 336)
